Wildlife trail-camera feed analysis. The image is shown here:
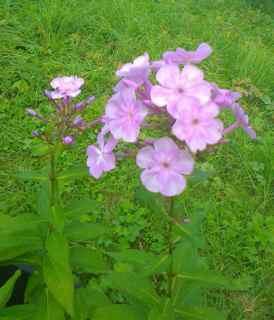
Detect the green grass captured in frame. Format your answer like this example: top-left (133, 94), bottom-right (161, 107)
top-left (0, 0), bottom-right (273, 318)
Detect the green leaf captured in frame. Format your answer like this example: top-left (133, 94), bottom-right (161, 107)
top-left (0, 270), bottom-right (21, 307)
top-left (64, 199), bottom-right (99, 219)
top-left (176, 271), bottom-right (250, 290)
top-left (103, 272), bottom-right (160, 306)
top-left (15, 170), bottom-right (48, 181)
top-left (93, 304), bottom-right (145, 320)
top-left (0, 305), bottom-right (37, 319)
top-left (43, 231), bottom-right (74, 316)
top-left (149, 298), bottom-right (175, 320)
top-left (109, 249), bottom-right (169, 276)
top-left (0, 214), bottom-right (45, 262)
top-left (175, 307), bottom-right (226, 320)
top-left (58, 166), bottom-right (88, 181)
top-left (74, 283), bottom-right (111, 319)
top-left (70, 246), bottom-right (109, 274)
top-left (33, 289), bottom-right (65, 320)
top-left (65, 221), bottom-right (108, 242)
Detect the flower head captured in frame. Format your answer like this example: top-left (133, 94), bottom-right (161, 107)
top-left (105, 89), bottom-right (148, 142)
top-left (151, 64), bottom-right (211, 116)
top-left (172, 98), bottom-right (223, 153)
top-left (116, 53), bottom-right (150, 86)
top-left (49, 76), bottom-right (84, 99)
top-left (136, 137), bottom-right (194, 196)
top-left (87, 127), bottom-right (117, 179)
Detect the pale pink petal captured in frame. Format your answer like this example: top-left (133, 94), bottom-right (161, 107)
top-left (185, 83), bottom-right (211, 104)
top-left (171, 150), bottom-right (194, 175)
top-left (151, 85), bottom-right (173, 107)
top-left (153, 137), bottom-right (178, 154)
top-left (158, 171), bottom-right (186, 197)
top-left (136, 146), bottom-right (155, 169)
top-left (156, 65), bottom-right (180, 88)
top-left (167, 96), bottom-right (198, 119)
top-left (140, 169), bottom-right (160, 193)
top-left (180, 65), bottom-right (204, 87)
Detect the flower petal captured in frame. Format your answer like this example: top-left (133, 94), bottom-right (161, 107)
top-left (136, 146), bottom-right (155, 169)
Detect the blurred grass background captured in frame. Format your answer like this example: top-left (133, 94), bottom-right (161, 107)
top-left (0, 0), bottom-right (273, 318)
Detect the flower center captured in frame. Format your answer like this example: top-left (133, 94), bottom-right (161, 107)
top-left (192, 118), bottom-right (199, 125)
top-left (162, 161), bottom-right (170, 168)
top-left (177, 88), bottom-right (184, 94)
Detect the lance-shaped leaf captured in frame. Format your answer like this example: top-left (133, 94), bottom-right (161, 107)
top-left (93, 304), bottom-right (145, 320)
top-left (65, 221), bottom-right (108, 242)
top-left (73, 282), bottom-right (111, 320)
top-left (70, 246), bottom-right (109, 274)
top-left (33, 289), bottom-right (65, 320)
top-left (103, 272), bottom-right (160, 306)
top-left (64, 199), bottom-right (99, 219)
top-left (0, 270), bottom-right (21, 307)
top-left (58, 166), bottom-right (88, 181)
top-left (0, 214), bottom-right (45, 262)
top-left (0, 305), bottom-right (37, 319)
top-left (108, 249), bottom-right (169, 276)
top-left (43, 231), bottom-right (74, 316)
top-left (149, 298), bottom-right (175, 320)
top-left (16, 170), bottom-right (48, 181)
top-left (175, 306), bottom-right (227, 320)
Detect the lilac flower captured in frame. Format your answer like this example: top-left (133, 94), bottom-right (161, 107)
top-left (231, 103), bottom-right (256, 139)
top-left (87, 128), bottom-right (117, 179)
top-left (163, 43), bottom-right (212, 65)
top-left (136, 137), bottom-right (194, 197)
top-left (49, 76), bottom-right (84, 99)
top-left (116, 53), bottom-right (150, 86)
top-left (151, 64), bottom-right (211, 117)
top-left (105, 89), bottom-right (148, 142)
top-left (172, 98), bottom-right (224, 153)
top-left (211, 84), bottom-right (241, 108)
top-left (63, 136), bottom-right (74, 145)
top-left (151, 43), bottom-right (212, 71)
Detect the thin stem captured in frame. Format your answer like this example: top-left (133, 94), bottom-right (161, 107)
top-left (49, 149), bottom-right (59, 207)
top-left (167, 197), bottom-right (174, 298)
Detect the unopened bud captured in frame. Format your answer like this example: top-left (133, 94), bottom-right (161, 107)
top-left (62, 136), bottom-right (74, 145)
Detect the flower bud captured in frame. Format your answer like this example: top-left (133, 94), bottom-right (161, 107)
top-left (62, 136), bottom-right (74, 145)
top-left (74, 96), bottom-right (95, 111)
top-left (26, 108), bottom-right (37, 117)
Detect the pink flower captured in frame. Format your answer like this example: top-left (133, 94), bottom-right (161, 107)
top-left (105, 89), bottom-right (148, 142)
top-left (136, 137), bottom-right (194, 197)
top-left (172, 98), bottom-right (224, 153)
top-left (163, 43), bottom-right (212, 65)
top-left (87, 128), bottom-right (117, 179)
top-left (151, 64), bottom-right (211, 117)
top-left (211, 84), bottom-right (241, 108)
top-left (151, 43), bottom-right (212, 71)
top-left (49, 76), bottom-right (84, 99)
top-left (116, 53), bottom-right (150, 86)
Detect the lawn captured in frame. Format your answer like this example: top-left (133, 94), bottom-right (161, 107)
top-left (0, 0), bottom-right (273, 319)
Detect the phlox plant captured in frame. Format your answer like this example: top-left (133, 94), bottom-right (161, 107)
top-left (0, 44), bottom-right (255, 319)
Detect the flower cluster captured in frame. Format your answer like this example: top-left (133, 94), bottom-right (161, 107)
top-left (27, 76), bottom-right (96, 145)
top-left (86, 44), bottom-right (256, 196)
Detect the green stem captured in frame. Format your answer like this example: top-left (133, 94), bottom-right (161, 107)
top-left (49, 148), bottom-right (59, 207)
top-left (167, 197), bottom-right (174, 298)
